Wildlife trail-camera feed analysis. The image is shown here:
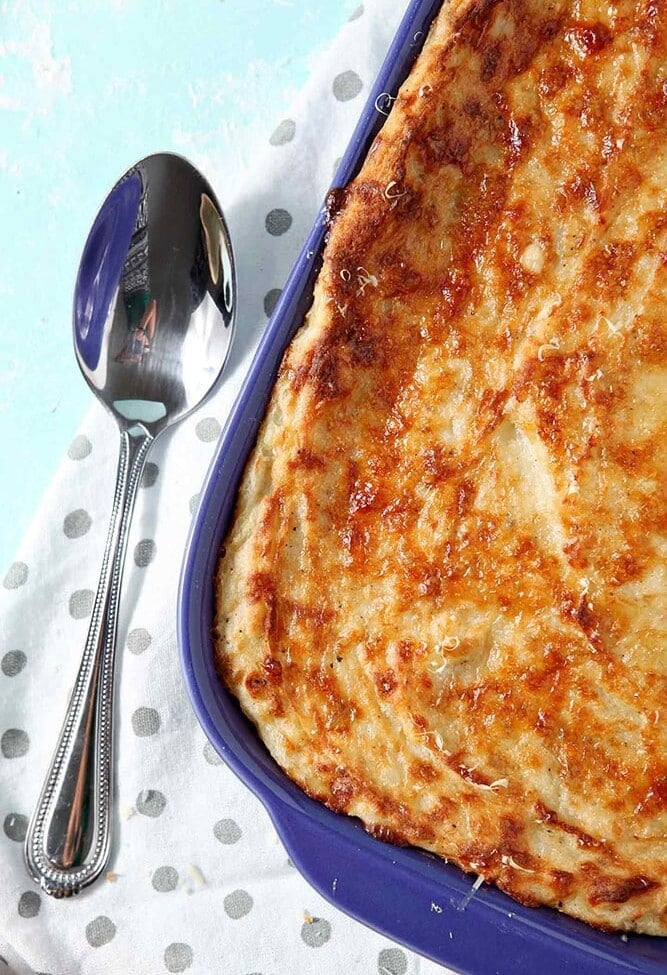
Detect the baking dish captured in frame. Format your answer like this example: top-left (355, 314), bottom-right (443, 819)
top-left (177, 1), bottom-right (667, 970)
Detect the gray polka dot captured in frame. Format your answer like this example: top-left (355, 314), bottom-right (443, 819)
top-left (63, 508), bottom-right (92, 539)
top-left (68, 434), bottom-right (92, 460)
top-left (301, 916), bottom-right (331, 948)
top-left (333, 70), bottom-right (363, 102)
top-left (127, 627), bottom-right (151, 655)
top-left (141, 462), bottom-right (159, 488)
top-left (131, 707), bottom-right (160, 736)
top-left (265, 208), bottom-right (292, 236)
top-left (223, 889), bottom-right (253, 919)
top-left (195, 417), bottom-right (221, 442)
top-left (136, 789), bottom-right (166, 817)
top-left (164, 943), bottom-right (193, 972)
top-left (18, 891), bottom-right (40, 918)
top-left (1, 729), bottom-right (29, 758)
top-left (213, 818), bottom-right (242, 844)
top-left (3, 562), bottom-right (28, 590)
top-left (348, 4), bottom-right (364, 19)
top-left (69, 589), bottom-right (94, 619)
top-left (85, 915), bottom-right (116, 947)
top-left (202, 740), bottom-right (222, 766)
top-left (378, 947), bottom-right (408, 975)
top-left (189, 493), bottom-right (200, 516)
top-left (4, 812), bottom-right (28, 842)
top-left (134, 539), bottom-right (156, 567)
top-left (2, 650), bottom-right (26, 677)
top-left (152, 865), bottom-right (179, 892)
top-left (263, 288), bottom-right (282, 317)
top-left (269, 118), bottom-right (296, 146)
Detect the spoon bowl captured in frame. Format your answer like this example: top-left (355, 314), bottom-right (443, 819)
top-left (74, 153), bottom-right (234, 433)
top-left (24, 152), bottom-right (235, 896)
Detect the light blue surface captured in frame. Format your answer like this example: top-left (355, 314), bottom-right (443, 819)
top-left (0, 0), bottom-right (359, 571)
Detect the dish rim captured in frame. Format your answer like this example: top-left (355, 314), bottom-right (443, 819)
top-left (177, 1), bottom-right (667, 971)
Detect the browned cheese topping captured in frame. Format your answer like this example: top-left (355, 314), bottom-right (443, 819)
top-left (214, 0), bottom-right (667, 934)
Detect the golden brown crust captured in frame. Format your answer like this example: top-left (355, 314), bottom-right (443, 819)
top-left (214, 0), bottom-right (667, 934)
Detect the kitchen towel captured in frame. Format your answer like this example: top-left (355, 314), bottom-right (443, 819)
top-left (0, 3), bottom-right (456, 973)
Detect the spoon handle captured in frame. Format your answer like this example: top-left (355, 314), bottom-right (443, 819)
top-left (24, 428), bottom-right (153, 896)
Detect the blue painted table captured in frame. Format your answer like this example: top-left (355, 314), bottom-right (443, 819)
top-left (0, 0), bottom-right (359, 570)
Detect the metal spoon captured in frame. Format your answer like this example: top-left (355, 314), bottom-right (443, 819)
top-left (24, 153), bottom-right (235, 896)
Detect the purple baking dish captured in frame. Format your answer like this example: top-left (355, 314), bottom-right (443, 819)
top-left (178, 2), bottom-right (667, 971)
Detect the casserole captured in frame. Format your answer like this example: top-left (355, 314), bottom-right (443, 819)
top-left (179, 1), bottom-right (667, 970)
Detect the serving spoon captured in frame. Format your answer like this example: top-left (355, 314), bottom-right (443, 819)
top-left (24, 152), bottom-right (236, 896)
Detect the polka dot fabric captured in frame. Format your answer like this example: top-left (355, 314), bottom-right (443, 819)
top-left (0, 3), bottom-right (456, 973)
